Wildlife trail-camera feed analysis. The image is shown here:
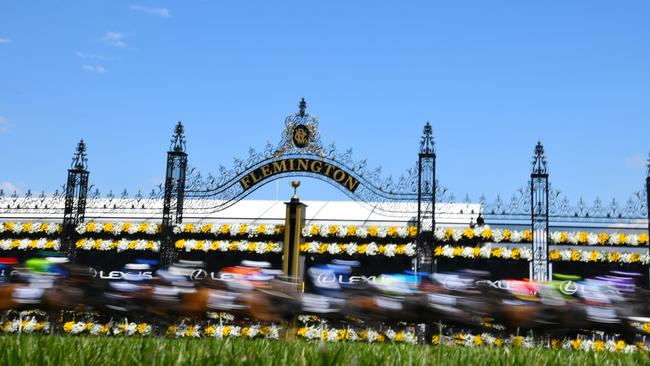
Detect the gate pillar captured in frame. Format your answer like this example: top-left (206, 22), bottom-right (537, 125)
top-left (161, 122), bottom-right (188, 268)
top-left (62, 140), bottom-right (89, 262)
top-left (531, 142), bottom-right (549, 281)
top-left (417, 122), bottom-right (436, 273)
top-left (283, 181), bottom-right (307, 285)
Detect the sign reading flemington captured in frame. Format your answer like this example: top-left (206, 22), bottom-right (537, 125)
top-left (239, 158), bottom-right (360, 192)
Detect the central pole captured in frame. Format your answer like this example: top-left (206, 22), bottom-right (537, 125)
top-left (283, 181), bottom-right (307, 286)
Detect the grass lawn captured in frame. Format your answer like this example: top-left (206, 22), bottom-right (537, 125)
top-left (0, 336), bottom-right (648, 366)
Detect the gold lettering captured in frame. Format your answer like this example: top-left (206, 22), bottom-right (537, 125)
top-left (323, 163), bottom-right (335, 177)
top-left (289, 159), bottom-right (295, 171)
top-left (272, 160), bottom-right (288, 174)
top-left (310, 160), bottom-right (323, 173)
top-left (240, 175), bottom-right (252, 190)
top-left (344, 176), bottom-right (360, 191)
top-left (333, 169), bottom-right (346, 182)
top-left (261, 164), bottom-right (272, 178)
top-left (297, 159), bottom-right (309, 171)
top-left (249, 170), bottom-right (262, 184)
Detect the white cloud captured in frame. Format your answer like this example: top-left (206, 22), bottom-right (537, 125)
top-left (624, 154), bottom-right (646, 168)
top-left (1, 181), bottom-right (20, 194)
top-left (82, 64), bottom-right (108, 74)
top-left (103, 32), bottom-right (127, 48)
top-left (0, 37), bottom-right (11, 44)
top-left (76, 51), bottom-right (106, 60)
top-left (130, 5), bottom-right (170, 18)
top-left (0, 116), bottom-right (9, 133)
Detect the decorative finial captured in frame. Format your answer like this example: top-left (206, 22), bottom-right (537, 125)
top-left (170, 121), bottom-right (186, 152)
top-left (291, 181), bottom-right (301, 200)
top-left (71, 139), bottom-right (88, 170)
top-left (646, 150), bottom-right (650, 178)
top-left (532, 141), bottom-right (548, 175)
top-left (419, 122), bottom-right (434, 155)
top-left (298, 98), bottom-right (307, 118)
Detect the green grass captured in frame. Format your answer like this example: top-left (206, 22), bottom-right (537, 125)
top-left (0, 336), bottom-right (648, 366)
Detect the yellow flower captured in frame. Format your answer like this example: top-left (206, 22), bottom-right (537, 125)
top-left (396, 245), bottom-right (406, 255)
top-left (549, 250), bottom-right (560, 261)
top-left (639, 234), bottom-right (649, 245)
top-left (368, 226), bottom-right (379, 237)
top-left (481, 229), bottom-right (492, 240)
top-left (434, 246), bottom-right (443, 256)
top-left (223, 325), bottom-right (232, 336)
top-left (276, 225), bottom-right (285, 235)
top-left (494, 338), bottom-right (503, 347)
top-left (594, 340), bottom-right (605, 352)
top-left (578, 232), bottom-right (588, 244)
top-left (229, 241), bottom-right (238, 251)
top-left (166, 326), bottom-right (177, 335)
top-left (608, 252), bottom-right (620, 262)
top-left (328, 225), bottom-right (339, 236)
top-left (257, 224), bottom-right (266, 235)
top-left (300, 243), bottom-right (309, 252)
top-left (175, 239), bottom-right (185, 249)
top-left (122, 223), bottom-right (132, 233)
top-left (185, 327), bottom-right (195, 337)
top-left (86, 222), bottom-right (97, 232)
top-left (473, 335), bottom-right (483, 346)
top-left (297, 327), bottom-right (307, 337)
top-left (615, 340), bottom-right (625, 352)
top-left (211, 242), bottom-right (219, 251)
top-left (38, 223), bottom-right (48, 233)
top-left (522, 231), bottom-right (533, 242)
top-left (221, 224), bottom-right (231, 235)
top-left (136, 323), bottom-right (149, 334)
top-left (617, 233), bottom-right (627, 245)
top-left (195, 240), bottom-right (205, 250)
top-left (444, 229), bottom-right (454, 241)
top-left (598, 233), bottom-right (610, 245)
top-left (503, 229), bottom-right (511, 241)
top-left (11, 239), bottom-right (19, 248)
top-left (388, 226), bottom-right (398, 238)
top-left (103, 223), bottom-right (114, 233)
top-left (45, 241), bottom-right (55, 249)
top-left (204, 325), bottom-right (215, 336)
top-left (588, 250), bottom-right (600, 262)
top-left (408, 226), bottom-right (418, 237)
top-left (394, 331), bottom-right (405, 342)
top-left (247, 242), bottom-right (256, 251)
top-left (570, 250), bottom-right (581, 261)
top-left (512, 336), bottom-right (524, 348)
top-left (551, 339), bottom-right (560, 349)
top-left (318, 244), bottom-right (327, 254)
top-left (28, 240), bottom-right (37, 249)
top-left (63, 321), bottom-right (74, 333)
top-left (378, 245), bottom-right (386, 254)
top-left (463, 228), bottom-right (475, 239)
top-left (183, 223), bottom-right (194, 233)
top-left (631, 253), bottom-right (641, 263)
top-left (358, 244), bottom-right (367, 254)
top-left (643, 322), bottom-right (650, 334)
top-left (241, 327), bottom-right (249, 337)
top-left (472, 247), bottom-right (481, 257)
top-left (92, 239), bottom-right (102, 250)
top-left (201, 224), bottom-right (213, 234)
top-left (128, 241), bottom-right (137, 250)
top-left (431, 335), bottom-right (440, 345)
top-left (347, 226), bottom-right (357, 237)
top-left (491, 248), bottom-right (502, 258)
top-left (453, 246), bottom-right (462, 256)
top-left (239, 224), bottom-right (248, 235)
top-left (84, 322), bottom-right (92, 330)
top-left (559, 232), bottom-right (568, 243)
top-left (310, 225), bottom-right (320, 236)
top-left (510, 248), bottom-right (521, 260)
top-left (570, 339), bottom-right (581, 350)
top-left (75, 239), bottom-right (85, 248)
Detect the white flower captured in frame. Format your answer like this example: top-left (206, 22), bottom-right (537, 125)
top-left (520, 248), bottom-right (533, 260)
top-left (117, 239), bottom-right (129, 252)
top-left (255, 242), bottom-right (267, 254)
top-left (71, 322), bottom-right (86, 334)
top-left (510, 231), bottom-right (523, 243)
top-left (265, 225), bottom-right (276, 235)
top-left (501, 248), bottom-right (512, 259)
top-left (12, 223), bottom-right (23, 234)
top-left (327, 244), bottom-right (340, 255)
top-left (365, 242), bottom-right (378, 256)
top-left (384, 244), bottom-right (396, 257)
top-left (18, 239), bottom-right (29, 250)
top-left (237, 241), bottom-right (249, 252)
top-left (404, 243), bottom-right (416, 257)
top-left (308, 242), bottom-right (320, 253)
top-left (319, 225), bottom-right (330, 237)
top-left (145, 224), bottom-right (157, 235)
top-left (267, 324), bottom-right (280, 339)
top-left (397, 227), bottom-right (408, 238)
top-left (587, 233), bottom-right (599, 246)
top-left (127, 224), bottom-right (138, 235)
top-left (0, 240), bottom-right (10, 250)
top-left (384, 328), bottom-right (396, 340)
top-left (270, 242), bottom-right (283, 253)
top-left (90, 324), bottom-right (104, 335)
top-left (560, 250), bottom-right (572, 261)
top-left (626, 235), bottom-right (639, 246)
top-left (346, 243), bottom-right (358, 256)
top-left (549, 231), bottom-right (562, 244)
top-left (304, 326), bottom-right (320, 340)
top-left (479, 245), bottom-right (491, 258)
top-left (451, 230), bottom-right (463, 242)
top-left (492, 229), bottom-right (504, 243)
top-left (567, 232), bottom-right (579, 244)
top-left (302, 226), bottom-right (313, 237)
top-left (76, 223), bottom-right (86, 234)
top-left (356, 227), bottom-right (368, 239)
top-left (377, 227), bottom-right (388, 238)
top-left (442, 245), bottom-right (454, 258)
top-left (247, 325), bottom-right (260, 338)
top-left (336, 226), bottom-right (347, 238)
top-left (366, 329), bottom-right (380, 343)
top-left (46, 224), bottom-right (60, 235)
top-left (325, 328), bottom-right (339, 342)
top-left (461, 247), bottom-right (474, 258)
top-left (403, 332), bottom-right (417, 344)
top-left (218, 241), bottom-right (229, 251)
top-left (230, 224), bottom-right (241, 236)
top-left (135, 240), bottom-right (146, 251)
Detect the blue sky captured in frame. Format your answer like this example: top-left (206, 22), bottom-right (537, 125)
top-left (0, 1), bottom-right (649, 204)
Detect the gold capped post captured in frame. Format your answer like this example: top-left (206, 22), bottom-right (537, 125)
top-left (291, 181), bottom-right (301, 201)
